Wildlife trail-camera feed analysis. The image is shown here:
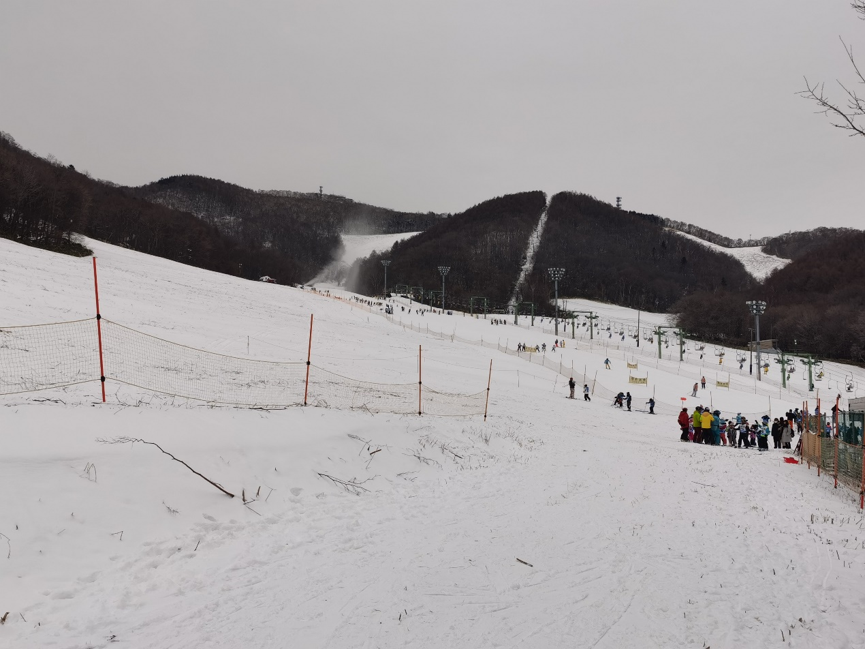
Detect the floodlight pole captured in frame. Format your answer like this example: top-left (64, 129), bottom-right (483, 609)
top-left (381, 260), bottom-right (390, 296)
top-left (746, 300), bottom-right (767, 382)
top-left (547, 268), bottom-right (565, 336)
top-left (437, 266), bottom-right (450, 310)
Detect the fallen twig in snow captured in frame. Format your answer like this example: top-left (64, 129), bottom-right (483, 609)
top-left (111, 531), bottom-right (124, 541)
top-left (0, 612), bottom-right (8, 625)
top-left (516, 557), bottom-right (533, 568)
top-left (406, 451), bottom-right (440, 467)
top-left (0, 532), bottom-right (10, 559)
top-left (163, 501), bottom-right (179, 515)
top-left (97, 437), bottom-right (235, 498)
top-left (317, 472), bottom-right (373, 495)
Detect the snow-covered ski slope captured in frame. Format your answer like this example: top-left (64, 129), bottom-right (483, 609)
top-left (311, 231), bottom-right (420, 284)
top-left (509, 195), bottom-right (548, 307)
top-left (2, 236), bottom-right (865, 649)
top-left (671, 229), bottom-right (790, 280)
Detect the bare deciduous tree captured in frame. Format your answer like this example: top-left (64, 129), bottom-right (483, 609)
top-left (800, 2), bottom-right (865, 138)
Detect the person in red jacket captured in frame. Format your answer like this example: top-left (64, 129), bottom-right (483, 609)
top-left (678, 408), bottom-right (690, 441)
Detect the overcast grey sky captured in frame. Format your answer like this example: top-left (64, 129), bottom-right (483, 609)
top-left (1, 1), bottom-right (862, 238)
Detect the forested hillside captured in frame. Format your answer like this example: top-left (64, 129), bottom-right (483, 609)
top-left (761, 227), bottom-right (854, 260)
top-left (674, 230), bottom-right (865, 363)
top-left (0, 132), bottom-right (323, 284)
top-left (522, 192), bottom-right (755, 314)
top-left (137, 175), bottom-right (443, 238)
top-left (350, 192), bottom-right (545, 308)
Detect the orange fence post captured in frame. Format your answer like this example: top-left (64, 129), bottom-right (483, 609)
top-left (817, 398), bottom-right (821, 477)
top-left (303, 314), bottom-right (313, 406)
top-left (418, 345), bottom-right (423, 416)
top-left (92, 257), bottom-right (106, 403)
top-left (484, 359), bottom-right (493, 422)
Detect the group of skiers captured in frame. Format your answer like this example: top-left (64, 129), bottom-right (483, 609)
top-left (567, 377), bottom-right (591, 401)
top-left (516, 339), bottom-right (565, 352)
top-left (677, 407), bottom-right (799, 451)
top-left (611, 391), bottom-right (655, 413)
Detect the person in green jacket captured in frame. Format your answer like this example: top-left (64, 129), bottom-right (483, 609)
top-left (692, 407), bottom-right (703, 443)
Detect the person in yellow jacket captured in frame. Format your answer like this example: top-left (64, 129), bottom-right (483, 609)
top-left (701, 409), bottom-right (714, 445)
top-left (692, 407), bottom-right (703, 443)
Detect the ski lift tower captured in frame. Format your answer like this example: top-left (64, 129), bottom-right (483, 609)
top-left (746, 300), bottom-right (767, 382)
top-left (775, 351), bottom-right (794, 389)
top-left (515, 302), bottom-right (535, 326)
top-left (654, 325), bottom-right (685, 361)
top-left (571, 310), bottom-right (598, 340)
top-left (470, 297), bottom-right (489, 318)
top-left (547, 268), bottom-right (565, 336)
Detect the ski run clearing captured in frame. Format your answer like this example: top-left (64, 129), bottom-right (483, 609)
top-left (670, 230), bottom-right (791, 281)
top-left (2, 236), bottom-right (865, 649)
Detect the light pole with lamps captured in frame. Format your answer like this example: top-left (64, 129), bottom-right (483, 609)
top-left (437, 266), bottom-right (450, 311)
top-left (746, 300), bottom-right (767, 382)
top-left (547, 267), bottom-right (565, 336)
top-left (381, 260), bottom-right (391, 296)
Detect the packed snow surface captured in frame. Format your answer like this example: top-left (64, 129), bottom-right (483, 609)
top-left (2, 236), bottom-right (865, 649)
top-left (672, 230), bottom-right (791, 280)
top-left (311, 232), bottom-right (420, 285)
top-left (341, 232), bottom-right (421, 265)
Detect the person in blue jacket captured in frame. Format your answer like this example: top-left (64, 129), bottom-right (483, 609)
top-left (711, 410), bottom-right (722, 445)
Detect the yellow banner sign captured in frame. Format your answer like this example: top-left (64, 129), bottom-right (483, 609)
top-left (628, 376), bottom-right (648, 385)
top-left (716, 381), bottom-right (730, 388)
top-left (627, 362), bottom-right (638, 369)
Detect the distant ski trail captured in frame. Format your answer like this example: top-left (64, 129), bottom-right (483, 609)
top-left (509, 195), bottom-right (549, 308)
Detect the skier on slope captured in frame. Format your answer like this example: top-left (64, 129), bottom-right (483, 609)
top-left (584, 384), bottom-right (591, 401)
top-left (700, 408), bottom-right (714, 445)
top-left (625, 392), bottom-right (632, 411)
top-left (727, 419), bottom-right (737, 447)
top-left (646, 397), bottom-right (655, 414)
top-left (692, 406), bottom-right (703, 444)
top-left (678, 407), bottom-right (690, 441)
top-left (568, 376), bottom-right (575, 399)
top-left (710, 411), bottom-right (722, 445)
top-left (691, 382), bottom-right (698, 397)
